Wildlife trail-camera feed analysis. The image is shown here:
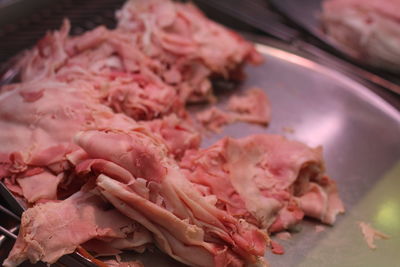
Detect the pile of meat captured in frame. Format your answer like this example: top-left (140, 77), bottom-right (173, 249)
top-left (0, 0), bottom-right (344, 266)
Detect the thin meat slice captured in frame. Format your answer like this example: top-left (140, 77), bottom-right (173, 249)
top-left (181, 134), bottom-right (344, 232)
top-left (227, 88), bottom-right (270, 125)
top-left (73, 129), bottom-right (268, 267)
top-left (197, 88), bottom-right (270, 132)
top-left (17, 171), bottom-right (63, 203)
top-left (3, 190), bottom-right (152, 267)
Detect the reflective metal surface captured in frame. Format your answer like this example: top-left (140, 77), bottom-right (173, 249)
top-left (205, 43), bottom-right (400, 267)
top-left (126, 43), bottom-right (400, 266)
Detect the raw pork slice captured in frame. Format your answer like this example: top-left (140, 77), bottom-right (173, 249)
top-left (3, 190), bottom-right (151, 267)
top-left (181, 134), bottom-right (345, 232)
top-left (116, 0), bottom-right (262, 102)
top-left (321, 0), bottom-right (400, 71)
top-left (73, 128), bottom-right (269, 267)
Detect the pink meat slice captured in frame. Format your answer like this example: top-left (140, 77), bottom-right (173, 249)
top-left (73, 129), bottom-right (268, 267)
top-left (197, 88), bottom-right (270, 132)
top-left (181, 134), bottom-right (345, 232)
top-left (17, 171), bottom-right (63, 203)
top-left (3, 190), bottom-right (152, 267)
top-left (227, 88), bottom-right (270, 125)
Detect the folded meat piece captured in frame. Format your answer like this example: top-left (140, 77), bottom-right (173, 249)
top-left (321, 0), bottom-right (400, 71)
top-left (117, 0), bottom-right (262, 102)
top-left (3, 190), bottom-right (152, 267)
top-left (180, 134), bottom-right (345, 233)
top-left (17, 171), bottom-right (63, 203)
top-left (73, 128), bottom-right (269, 267)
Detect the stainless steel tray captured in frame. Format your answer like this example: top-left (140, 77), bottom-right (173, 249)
top-left (119, 42), bottom-right (400, 266)
top-left (1, 42), bottom-right (399, 267)
top-left (238, 43), bottom-right (400, 267)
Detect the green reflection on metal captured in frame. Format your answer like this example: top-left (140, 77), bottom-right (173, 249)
top-left (298, 161), bottom-right (400, 267)
top-left (376, 200), bottom-right (400, 232)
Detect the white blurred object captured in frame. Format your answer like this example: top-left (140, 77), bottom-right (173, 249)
top-left (321, 0), bottom-right (400, 72)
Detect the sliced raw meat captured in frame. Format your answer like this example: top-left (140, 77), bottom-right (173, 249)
top-left (197, 88), bottom-right (270, 132)
top-left (3, 190), bottom-right (151, 267)
top-left (227, 88), bottom-right (270, 125)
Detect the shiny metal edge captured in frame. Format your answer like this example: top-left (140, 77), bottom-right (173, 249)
top-left (255, 43), bottom-right (400, 122)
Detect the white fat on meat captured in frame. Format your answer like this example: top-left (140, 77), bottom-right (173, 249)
top-left (181, 134), bottom-right (345, 232)
top-left (3, 190), bottom-right (152, 267)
